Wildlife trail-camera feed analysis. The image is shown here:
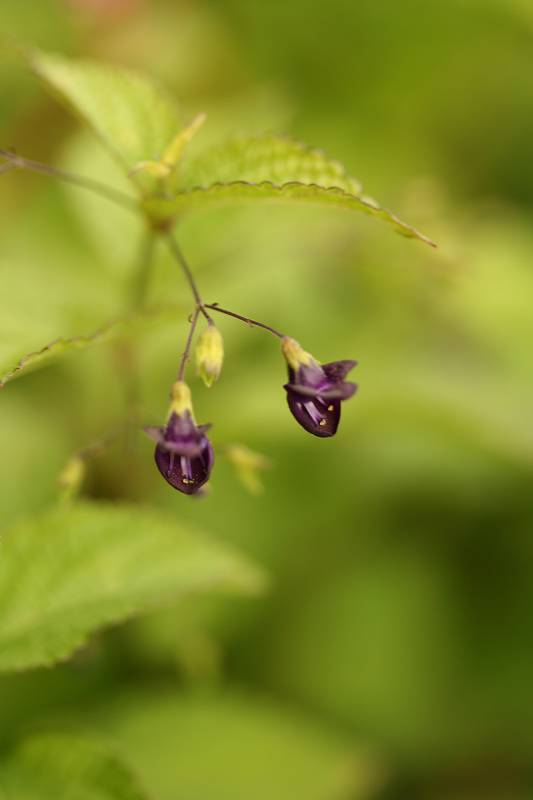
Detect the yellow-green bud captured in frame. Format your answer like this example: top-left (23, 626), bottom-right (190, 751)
top-left (225, 444), bottom-right (271, 495)
top-left (196, 323), bottom-right (224, 388)
top-left (169, 380), bottom-right (194, 418)
top-left (57, 455), bottom-right (86, 502)
top-left (281, 336), bottom-right (315, 371)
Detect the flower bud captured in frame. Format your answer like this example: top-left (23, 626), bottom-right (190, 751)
top-left (146, 381), bottom-right (214, 495)
top-left (195, 323), bottom-right (224, 388)
top-left (225, 444), bottom-right (271, 495)
top-left (57, 455), bottom-right (86, 501)
top-left (281, 337), bottom-right (358, 438)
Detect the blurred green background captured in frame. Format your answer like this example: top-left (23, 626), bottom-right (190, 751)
top-left (1, 0), bottom-right (533, 798)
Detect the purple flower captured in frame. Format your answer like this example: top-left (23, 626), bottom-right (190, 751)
top-left (145, 381), bottom-right (214, 495)
top-left (281, 337), bottom-right (357, 437)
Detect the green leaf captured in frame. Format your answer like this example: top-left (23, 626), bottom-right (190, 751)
top-left (30, 50), bottom-right (182, 178)
top-left (0, 304), bottom-right (179, 388)
top-left (89, 689), bottom-right (374, 800)
top-left (146, 135), bottom-right (435, 246)
top-left (178, 135), bottom-right (365, 193)
top-left (0, 502), bottom-right (266, 672)
top-left (0, 733), bottom-right (147, 800)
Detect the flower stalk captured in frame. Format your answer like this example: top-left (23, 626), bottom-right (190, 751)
top-left (0, 148), bottom-right (137, 211)
top-left (204, 303), bottom-right (285, 339)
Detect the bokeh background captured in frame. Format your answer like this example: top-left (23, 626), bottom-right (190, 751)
top-left (1, 1), bottom-right (533, 798)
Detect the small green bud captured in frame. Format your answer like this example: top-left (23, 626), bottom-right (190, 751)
top-left (196, 323), bottom-right (224, 388)
top-left (225, 444), bottom-right (271, 495)
top-left (57, 455), bottom-right (86, 502)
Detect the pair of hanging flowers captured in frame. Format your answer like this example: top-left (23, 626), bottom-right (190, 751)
top-left (145, 256), bottom-right (358, 495)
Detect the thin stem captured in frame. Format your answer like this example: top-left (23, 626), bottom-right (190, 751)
top-left (166, 235), bottom-right (212, 322)
top-left (77, 424), bottom-right (126, 462)
top-left (204, 302), bottom-right (285, 339)
top-left (0, 149), bottom-right (137, 212)
top-left (119, 233), bottom-right (157, 438)
top-left (0, 162), bottom-right (16, 176)
top-left (131, 233), bottom-right (156, 311)
top-left (178, 307), bottom-right (201, 381)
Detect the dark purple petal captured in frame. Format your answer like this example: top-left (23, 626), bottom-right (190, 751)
top-left (315, 381), bottom-right (358, 401)
top-left (147, 409), bottom-right (214, 494)
top-left (160, 411), bottom-right (207, 457)
top-left (165, 410), bottom-right (197, 440)
top-left (284, 380), bottom-right (358, 401)
top-left (144, 426), bottom-right (165, 444)
top-left (286, 389), bottom-right (341, 437)
top-left (160, 438), bottom-right (205, 457)
top-left (283, 355), bottom-right (357, 437)
top-left (296, 361), bottom-right (327, 388)
top-left (155, 437), bottom-right (214, 494)
top-left (321, 360), bottom-right (358, 382)
top-left (283, 382), bottom-right (321, 399)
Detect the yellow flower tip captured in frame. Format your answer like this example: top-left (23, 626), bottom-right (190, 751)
top-left (195, 323), bottom-right (224, 388)
top-left (169, 380), bottom-right (194, 418)
top-left (281, 336), bottom-right (315, 371)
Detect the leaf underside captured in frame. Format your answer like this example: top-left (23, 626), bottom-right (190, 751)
top-left (147, 180), bottom-right (436, 246)
top-left (0, 502), bottom-right (266, 672)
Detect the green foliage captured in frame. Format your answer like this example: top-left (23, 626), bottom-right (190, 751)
top-left (0, 304), bottom-right (177, 387)
top-left (145, 173), bottom-right (435, 244)
top-left (29, 51), bottom-right (433, 243)
top-left (2, 4), bottom-right (532, 796)
top-left (0, 502), bottom-right (266, 672)
top-left (31, 50), bottom-right (182, 178)
top-left (178, 134), bottom-right (364, 192)
top-left (0, 733), bottom-right (147, 800)
top-left (87, 689), bottom-right (369, 800)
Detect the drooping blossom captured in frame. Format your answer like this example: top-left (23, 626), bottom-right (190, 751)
top-left (145, 381), bottom-right (214, 494)
top-left (281, 336), bottom-right (357, 437)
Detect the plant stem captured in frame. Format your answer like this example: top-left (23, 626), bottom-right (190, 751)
top-left (178, 307), bottom-right (200, 381)
top-left (0, 162), bottom-right (16, 176)
top-left (77, 424), bottom-right (126, 462)
top-left (204, 302), bottom-right (285, 339)
top-left (119, 232), bottom-right (156, 436)
top-left (0, 149), bottom-right (137, 212)
top-left (131, 233), bottom-right (156, 310)
top-left (166, 235), bottom-right (212, 322)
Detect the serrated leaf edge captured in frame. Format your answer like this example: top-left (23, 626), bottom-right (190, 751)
top-left (149, 180), bottom-right (437, 247)
top-left (0, 304), bottom-right (180, 389)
